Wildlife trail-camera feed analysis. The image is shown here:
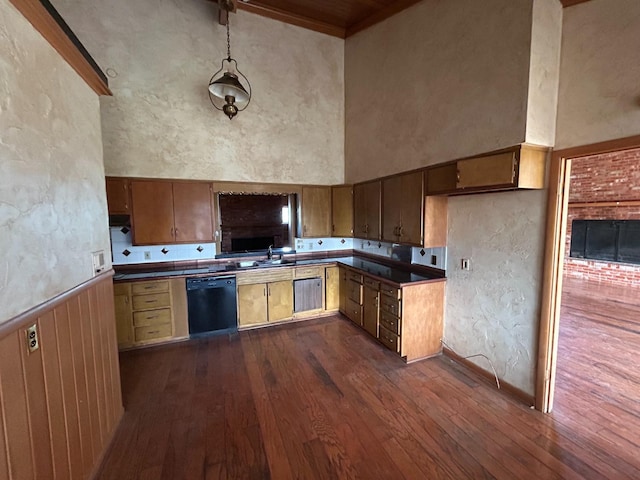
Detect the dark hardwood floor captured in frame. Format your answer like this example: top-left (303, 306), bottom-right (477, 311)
top-left (97, 282), bottom-right (640, 479)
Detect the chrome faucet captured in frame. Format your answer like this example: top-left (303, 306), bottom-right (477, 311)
top-left (267, 245), bottom-right (273, 260)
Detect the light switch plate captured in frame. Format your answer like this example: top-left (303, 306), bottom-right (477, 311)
top-left (461, 258), bottom-right (470, 271)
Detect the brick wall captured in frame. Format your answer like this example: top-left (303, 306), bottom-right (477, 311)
top-left (564, 148), bottom-right (640, 287)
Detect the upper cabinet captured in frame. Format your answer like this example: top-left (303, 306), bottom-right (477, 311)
top-left (382, 171), bottom-right (424, 246)
top-left (332, 185), bottom-right (353, 237)
top-left (425, 144), bottom-right (548, 196)
top-left (297, 186), bottom-right (332, 238)
top-left (354, 181), bottom-right (381, 240)
top-left (131, 180), bottom-right (214, 245)
top-left (106, 177), bottom-right (131, 215)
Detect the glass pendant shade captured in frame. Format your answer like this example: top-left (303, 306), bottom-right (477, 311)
top-left (209, 72), bottom-right (250, 103)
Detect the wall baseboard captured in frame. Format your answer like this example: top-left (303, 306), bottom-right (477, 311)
top-left (443, 347), bottom-right (535, 407)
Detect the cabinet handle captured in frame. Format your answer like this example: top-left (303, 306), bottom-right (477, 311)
top-left (264, 287), bottom-right (267, 297)
top-left (170, 227), bottom-right (174, 237)
top-left (124, 297), bottom-right (128, 304)
top-left (175, 228), bottom-right (179, 237)
top-left (268, 286), bottom-right (271, 297)
top-left (148, 330), bottom-right (159, 335)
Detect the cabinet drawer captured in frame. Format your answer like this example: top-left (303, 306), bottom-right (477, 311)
top-left (378, 325), bottom-right (399, 353)
top-left (295, 266), bottom-right (323, 279)
top-left (380, 295), bottom-right (401, 316)
top-left (345, 298), bottom-right (362, 326)
top-left (133, 308), bottom-right (172, 327)
top-left (379, 310), bottom-right (400, 335)
top-left (132, 292), bottom-right (171, 310)
top-left (363, 277), bottom-right (380, 290)
top-left (131, 280), bottom-right (170, 295)
top-left (347, 280), bottom-right (363, 304)
top-left (134, 323), bottom-right (172, 342)
top-left (380, 283), bottom-right (400, 300)
top-left (348, 272), bottom-right (363, 283)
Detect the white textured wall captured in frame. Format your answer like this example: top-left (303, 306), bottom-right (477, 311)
top-left (445, 190), bottom-right (547, 395)
top-left (525, 0), bottom-right (562, 146)
top-left (55, 0), bottom-right (345, 184)
top-left (555, 0), bottom-right (640, 148)
top-left (0, 0), bottom-right (110, 324)
top-left (345, 0), bottom-right (533, 182)
top-left (344, 0), bottom-right (553, 396)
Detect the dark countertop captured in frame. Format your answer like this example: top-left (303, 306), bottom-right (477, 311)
top-left (113, 256), bottom-right (445, 286)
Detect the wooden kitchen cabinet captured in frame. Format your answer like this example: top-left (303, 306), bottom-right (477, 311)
top-left (172, 182), bottom-right (215, 243)
top-left (113, 278), bottom-right (188, 350)
top-left (113, 283), bottom-right (133, 347)
top-left (106, 177), bottom-right (131, 215)
top-left (331, 185), bottom-right (353, 237)
top-left (131, 179), bottom-right (214, 245)
top-left (298, 186), bottom-right (332, 237)
top-left (236, 269), bottom-right (294, 327)
top-left (338, 266), bottom-right (348, 315)
top-left (325, 266), bottom-right (340, 311)
top-left (382, 171), bottom-right (424, 246)
top-left (362, 279), bottom-right (380, 338)
top-left (238, 283), bottom-right (269, 326)
top-left (353, 180), bottom-right (381, 240)
top-left (425, 144), bottom-right (548, 195)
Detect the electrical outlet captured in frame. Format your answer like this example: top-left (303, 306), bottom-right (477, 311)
top-left (461, 258), bottom-right (470, 271)
top-left (431, 255), bottom-right (437, 266)
top-left (144, 251), bottom-right (151, 260)
top-left (26, 324), bottom-right (39, 353)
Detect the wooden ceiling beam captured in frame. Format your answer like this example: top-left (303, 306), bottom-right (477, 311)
top-left (346, 0), bottom-right (422, 37)
top-left (237, 2), bottom-right (346, 38)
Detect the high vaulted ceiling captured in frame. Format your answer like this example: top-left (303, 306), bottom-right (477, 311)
top-left (227, 0), bottom-right (593, 39)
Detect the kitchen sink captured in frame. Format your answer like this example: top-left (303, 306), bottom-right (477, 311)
top-left (235, 259), bottom-right (287, 268)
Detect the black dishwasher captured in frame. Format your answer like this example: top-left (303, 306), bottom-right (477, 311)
top-left (186, 276), bottom-right (238, 336)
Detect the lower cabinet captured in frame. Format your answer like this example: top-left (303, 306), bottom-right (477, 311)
top-left (340, 267), bottom-right (445, 362)
top-left (238, 280), bottom-right (294, 327)
top-left (236, 269), bottom-right (295, 327)
top-left (113, 278), bottom-right (188, 350)
top-left (362, 279), bottom-right (380, 338)
top-left (338, 266), bottom-right (348, 315)
top-left (325, 266), bottom-right (340, 311)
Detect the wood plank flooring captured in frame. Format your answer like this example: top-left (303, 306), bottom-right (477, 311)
top-left (97, 281), bottom-right (640, 479)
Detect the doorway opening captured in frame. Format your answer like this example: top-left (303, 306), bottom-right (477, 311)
top-left (537, 136), bottom-right (640, 413)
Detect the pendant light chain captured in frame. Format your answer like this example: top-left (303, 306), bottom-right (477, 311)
top-left (226, 18), bottom-right (231, 61)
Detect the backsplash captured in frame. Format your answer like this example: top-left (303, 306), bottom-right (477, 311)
top-left (111, 229), bottom-right (446, 270)
top-left (110, 227), bottom-right (216, 265)
top-left (295, 237), bottom-right (447, 271)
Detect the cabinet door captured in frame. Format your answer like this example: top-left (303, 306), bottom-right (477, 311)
top-left (457, 152), bottom-right (516, 189)
top-left (399, 171), bottom-right (424, 245)
top-left (172, 182), bottom-right (214, 243)
top-left (299, 186), bottom-right (331, 237)
top-left (113, 290), bottom-right (133, 347)
top-left (425, 164), bottom-right (457, 195)
top-left (106, 177), bottom-right (130, 214)
top-left (362, 285), bottom-right (379, 338)
top-left (331, 186), bottom-right (353, 237)
top-left (338, 267), bottom-right (348, 314)
top-left (354, 181), bottom-right (381, 240)
top-left (131, 180), bottom-right (175, 245)
top-left (267, 280), bottom-right (293, 322)
top-left (382, 176), bottom-right (403, 242)
top-left (325, 266), bottom-right (340, 311)
top-left (238, 284), bottom-right (268, 326)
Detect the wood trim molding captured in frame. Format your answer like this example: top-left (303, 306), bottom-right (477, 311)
top-left (568, 200), bottom-right (640, 208)
top-left (237, 2), bottom-right (346, 38)
top-left (346, 0), bottom-right (423, 37)
top-left (0, 270), bottom-right (114, 340)
top-left (553, 134), bottom-right (640, 160)
top-left (442, 348), bottom-right (535, 407)
top-left (8, 0), bottom-right (111, 96)
top-left (560, 0), bottom-right (593, 7)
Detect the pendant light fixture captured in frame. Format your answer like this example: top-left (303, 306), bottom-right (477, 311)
top-left (208, 7), bottom-right (251, 120)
